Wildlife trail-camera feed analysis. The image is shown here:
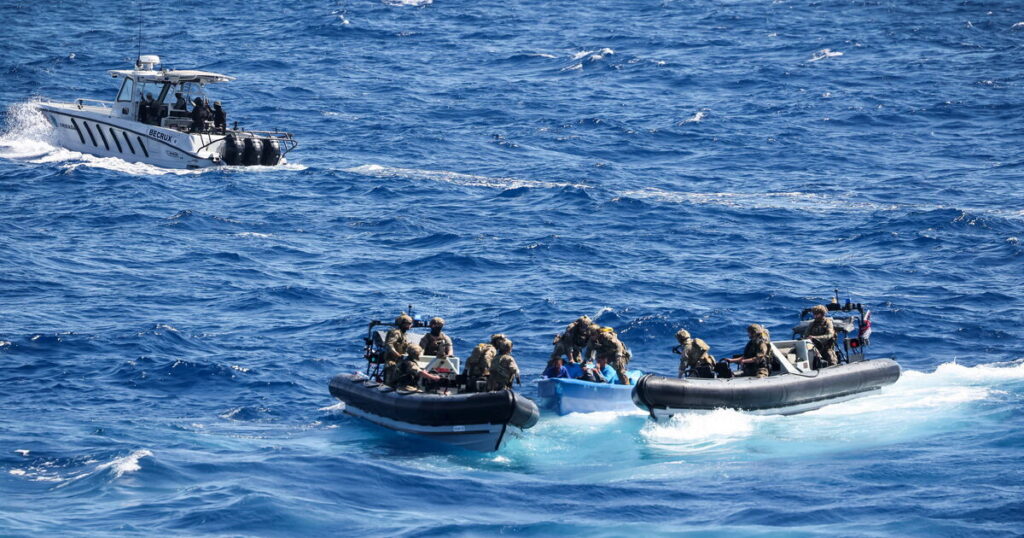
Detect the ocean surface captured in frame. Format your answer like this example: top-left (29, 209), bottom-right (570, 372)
top-left (2, 0), bottom-right (1023, 535)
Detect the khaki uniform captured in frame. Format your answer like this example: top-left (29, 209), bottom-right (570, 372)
top-left (465, 343), bottom-right (496, 391)
top-left (740, 336), bottom-right (771, 378)
top-left (550, 321), bottom-right (592, 363)
top-left (591, 332), bottom-right (631, 385)
top-left (678, 338), bottom-right (715, 378)
top-left (487, 353), bottom-right (520, 391)
top-left (383, 328), bottom-right (409, 386)
top-left (394, 357), bottom-right (425, 391)
top-left (805, 317), bottom-right (838, 367)
top-left (419, 332), bottom-right (454, 357)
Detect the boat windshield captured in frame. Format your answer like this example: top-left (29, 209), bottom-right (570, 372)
top-left (116, 79), bottom-right (134, 102)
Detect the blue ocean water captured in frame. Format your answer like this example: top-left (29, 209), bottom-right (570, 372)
top-left (2, 0), bottom-right (1023, 534)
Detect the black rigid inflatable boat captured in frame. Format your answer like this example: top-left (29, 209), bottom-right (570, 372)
top-left (633, 294), bottom-right (901, 418)
top-left (329, 373), bottom-right (539, 452)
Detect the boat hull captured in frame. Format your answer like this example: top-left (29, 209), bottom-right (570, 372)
top-left (632, 359), bottom-right (901, 419)
top-left (537, 377), bottom-right (640, 416)
top-left (328, 373), bottom-right (540, 452)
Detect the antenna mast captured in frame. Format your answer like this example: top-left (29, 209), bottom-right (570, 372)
top-left (136, 0), bottom-right (142, 66)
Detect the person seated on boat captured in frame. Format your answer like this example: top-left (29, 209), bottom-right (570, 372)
top-left (171, 92), bottom-right (188, 114)
top-left (419, 317), bottom-right (454, 358)
top-left (189, 97), bottom-right (211, 133)
top-left (542, 357), bottom-right (570, 379)
top-left (464, 340), bottom-right (497, 392)
top-left (588, 327), bottom-right (632, 385)
top-left (382, 313), bottom-right (414, 386)
top-left (486, 336), bottom-right (520, 391)
top-left (550, 315), bottom-right (595, 364)
top-left (803, 304), bottom-right (838, 368)
top-left (213, 101), bottom-right (227, 133)
top-left (580, 356), bottom-right (618, 384)
top-left (394, 344), bottom-right (441, 392)
top-left (719, 324), bottom-right (771, 378)
top-left (675, 329), bottom-right (715, 379)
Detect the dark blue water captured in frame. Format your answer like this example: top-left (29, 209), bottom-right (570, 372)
top-left (2, 0), bottom-right (1023, 535)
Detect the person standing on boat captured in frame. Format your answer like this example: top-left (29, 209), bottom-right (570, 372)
top-left (382, 314), bottom-right (414, 386)
top-left (139, 93), bottom-right (157, 124)
top-left (212, 101), bottom-right (227, 134)
top-left (588, 327), bottom-right (632, 385)
top-left (721, 324), bottom-right (771, 378)
top-left (550, 315), bottom-right (594, 364)
top-left (394, 344), bottom-right (441, 392)
top-left (675, 329), bottom-right (715, 378)
top-left (172, 92), bottom-right (188, 114)
top-left (419, 317), bottom-right (454, 358)
top-left (803, 305), bottom-right (838, 367)
top-left (487, 336), bottom-right (520, 391)
top-left (190, 97), bottom-right (210, 132)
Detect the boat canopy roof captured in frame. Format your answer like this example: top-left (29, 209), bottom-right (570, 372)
top-left (108, 69), bottom-right (235, 84)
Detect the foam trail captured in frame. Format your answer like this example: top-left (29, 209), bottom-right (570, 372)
top-left (345, 164), bottom-right (586, 190)
top-left (0, 101), bottom-right (57, 159)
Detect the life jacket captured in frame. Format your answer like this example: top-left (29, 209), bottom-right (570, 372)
top-left (466, 343), bottom-right (496, 377)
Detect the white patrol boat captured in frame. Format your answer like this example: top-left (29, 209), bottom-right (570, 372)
top-left (35, 55), bottom-right (296, 169)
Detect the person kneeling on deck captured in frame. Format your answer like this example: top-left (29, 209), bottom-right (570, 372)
top-left (487, 336), bottom-right (520, 391)
top-left (803, 304), bottom-right (838, 368)
top-left (717, 324), bottom-right (771, 378)
top-left (382, 313), bottom-right (414, 386)
top-left (419, 317), bottom-right (454, 359)
top-left (394, 344), bottom-right (441, 392)
top-left (464, 339), bottom-right (497, 392)
top-left (551, 315), bottom-right (594, 364)
top-left (589, 327), bottom-right (632, 385)
top-left (675, 329), bottom-right (715, 379)
top-left (542, 356), bottom-right (570, 379)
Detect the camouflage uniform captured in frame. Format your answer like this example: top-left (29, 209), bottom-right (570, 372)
top-left (487, 353), bottom-right (520, 391)
top-left (419, 332), bottom-right (454, 358)
top-left (804, 310), bottom-right (838, 367)
top-left (382, 316), bottom-right (412, 387)
top-left (550, 316), bottom-right (594, 363)
top-left (740, 326), bottom-right (771, 378)
top-left (676, 330), bottom-right (715, 378)
top-left (464, 343), bottom-right (496, 391)
top-left (394, 344), bottom-right (425, 391)
top-left (590, 329), bottom-right (631, 385)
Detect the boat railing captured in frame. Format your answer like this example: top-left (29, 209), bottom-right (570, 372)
top-left (74, 98), bottom-right (114, 110)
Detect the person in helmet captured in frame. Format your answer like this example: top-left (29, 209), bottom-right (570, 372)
top-left (803, 305), bottom-right (838, 367)
top-left (721, 324), bottom-right (772, 378)
top-left (487, 336), bottom-right (520, 391)
top-left (419, 317), bottom-right (454, 358)
top-left (550, 315), bottom-right (595, 364)
top-left (587, 327), bottom-right (632, 385)
top-left (464, 341), bottom-right (497, 392)
top-left (189, 97), bottom-right (210, 132)
top-left (382, 314), bottom-right (414, 386)
top-left (675, 329), bottom-right (715, 378)
top-left (212, 101), bottom-right (227, 133)
top-left (393, 344), bottom-right (441, 392)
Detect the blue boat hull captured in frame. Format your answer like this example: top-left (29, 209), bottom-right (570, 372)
top-left (537, 372), bottom-right (643, 416)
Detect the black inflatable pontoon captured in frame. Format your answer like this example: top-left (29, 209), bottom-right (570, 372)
top-left (329, 373), bottom-right (540, 452)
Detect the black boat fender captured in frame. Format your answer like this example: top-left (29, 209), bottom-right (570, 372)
top-left (260, 138), bottom-right (282, 166)
top-left (221, 134), bottom-right (243, 166)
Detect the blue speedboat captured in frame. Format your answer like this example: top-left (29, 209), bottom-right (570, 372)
top-left (537, 364), bottom-right (643, 416)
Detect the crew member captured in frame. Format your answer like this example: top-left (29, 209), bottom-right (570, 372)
top-left (803, 305), bottom-right (838, 367)
top-left (464, 341), bottom-right (496, 392)
top-left (212, 101), bottom-right (227, 133)
top-left (550, 315), bottom-right (594, 364)
top-left (139, 93), bottom-right (157, 124)
top-left (393, 344), bottom-right (440, 392)
top-left (172, 92), bottom-right (188, 112)
top-left (675, 329), bottom-right (715, 378)
top-left (189, 97), bottom-right (210, 132)
top-left (487, 336), bottom-right (520, 391)
top-left (382, 313), bottom-right (414, 386)
top-left (721, 324), bottom-right (772, 378)
top-left (419, 317), bottom-right (454, 358)
top-left (588, 327), bottom-right (632, 385)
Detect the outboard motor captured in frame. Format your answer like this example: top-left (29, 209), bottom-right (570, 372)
top-left (221, 135), bottom-right (243, 166)
top-left (260, 139), bottom-right (282, 166)
top-left (241, 137), bottom-right (264, 166)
